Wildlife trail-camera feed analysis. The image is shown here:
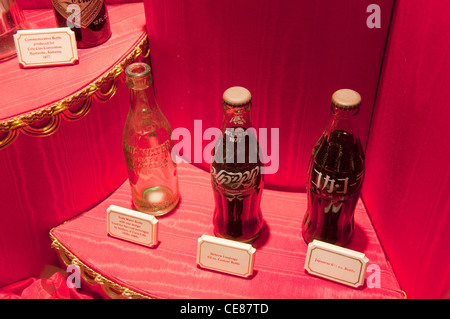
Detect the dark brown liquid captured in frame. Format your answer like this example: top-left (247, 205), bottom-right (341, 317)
top-left (211, 127), bottom-right (263, 242)
top-left (302, 130), bottom-right (364, 246)
top-left (53, 2), bottom-right (111, 48)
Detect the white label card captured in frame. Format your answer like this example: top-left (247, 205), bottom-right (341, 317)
top-left (107, 205), bottom-right (158, 248)
top-left (196, 235), bottom-right (256, 278)
top-left (13, 27), bottom-right (78, 68)
top-left (304, 240), bottom-right (369, 288)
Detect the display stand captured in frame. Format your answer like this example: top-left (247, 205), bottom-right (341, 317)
top-left (50, 162), bottom-right (405, 299)
top-left (0, 3), bottom-right (148, 149)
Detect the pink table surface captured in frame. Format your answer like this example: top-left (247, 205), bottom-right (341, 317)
top-left (50, 162), bottom-right (404, 299)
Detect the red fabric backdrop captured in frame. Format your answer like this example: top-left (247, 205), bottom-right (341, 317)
top-left (362, 0), bottom-right (450, 299)
top-left (144, 0), bottom-right (394, 192)
top-left (0, 3), bottom-right (143, 287)
top-left (143, 0), bottom-right (449, 298)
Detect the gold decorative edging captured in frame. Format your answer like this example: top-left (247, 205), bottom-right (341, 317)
top-left (49, 231), bottom-right (154, 299)
top-left (49, 231), bottom-right (407, 299)
top-left (0, 33), bottom-right (150, 150)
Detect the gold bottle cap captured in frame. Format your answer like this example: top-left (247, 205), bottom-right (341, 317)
top-left (223, 86), bottom-right (252, 107)
top-left (331, 89), bottom-right (361, 110)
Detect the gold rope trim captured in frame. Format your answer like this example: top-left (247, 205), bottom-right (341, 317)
top-left (49, 231), bottom-right (155, 299)
top-left (0, 130), bottom-right (19, 149)
top-left (0, 33), bottom-right (149, 135)
top-left (398, 289), bottom-right (407, 299)
top-left (50, 229), bottom-right (407, 299)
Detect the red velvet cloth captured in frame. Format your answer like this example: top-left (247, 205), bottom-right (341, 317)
top-left (0, 273), bottom-right (92, 299)
top-left (0, 4), bottom-right (145, 287)
top-left (143, 0), bottom-right (394, 192)
top-left (362, 0), bottom-right (450, 299)
top-left (50, 163), bottom-right (403, 299)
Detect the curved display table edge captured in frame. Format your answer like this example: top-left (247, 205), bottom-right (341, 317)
top-left (48, 228), bottom-right (406, 299)
top-left (0, 8), bottom-right (149, 150)
top-left (50, 231), bottom-right (152, 299)
top-left (48, 163), bottom-right (406, 300)
top-left (0, 34), bottom-right (149, 150)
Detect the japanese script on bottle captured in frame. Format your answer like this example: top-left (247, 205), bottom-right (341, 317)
top-left (311, 168), bottom-right (363, 196)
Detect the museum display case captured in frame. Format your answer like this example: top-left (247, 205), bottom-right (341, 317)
top-left (0, 0), bottom-right (448, 300)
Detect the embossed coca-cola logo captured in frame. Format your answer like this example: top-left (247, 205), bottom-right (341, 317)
top-left (211, 166), bottom-right (260, 190)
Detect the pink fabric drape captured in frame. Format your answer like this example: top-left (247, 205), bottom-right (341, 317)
top-left (143, 0), bottom-right (394, 192)
top-left (362, 0), bottom-right (450, 299)
top-left (0, 4), bottom-right (145, 287)
top-left (0, 272), bottom-right (92, 299)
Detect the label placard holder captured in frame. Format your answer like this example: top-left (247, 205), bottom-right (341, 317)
top-left (13, 27), bottom-right (78, 68)
top-left (196, 235), bottom-right (256, 278)
top-left (304, 240), bottom-right (369, 288)
top-left (107, 205), bottom-right (158, 248)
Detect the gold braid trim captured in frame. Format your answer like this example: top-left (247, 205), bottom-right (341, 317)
top-left (50, 228), bottom-right (407, 299)
top-left (49, 231), bottom-right (156, 299)
top-left (0, 33), bottom-right (149, 149)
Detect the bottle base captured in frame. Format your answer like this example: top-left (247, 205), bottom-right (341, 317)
top-left (302, 231), bottom-right (353, 247)
top-left (213, 230), bottom-right (261, 244)
top-left (133, 186), bottom-right (180, 217)
top-left (134, 196), bottom-right (179, 217)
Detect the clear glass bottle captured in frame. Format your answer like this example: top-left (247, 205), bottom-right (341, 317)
top-left (211, 86), bottom-right (264, 243)
top-left (302, 89), bottom-right (365, 246)
top-left (123, 62), bottom-right (179, 216)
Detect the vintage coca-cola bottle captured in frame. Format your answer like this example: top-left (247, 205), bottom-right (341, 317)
top-left (51, 0), bottom-right (111, 48)
top-left (211, 86), bottom-right (264, 243)
top-left (302, 89), bottom-right (365, 246)
top-left (123, 62), bottom-right (179, 216)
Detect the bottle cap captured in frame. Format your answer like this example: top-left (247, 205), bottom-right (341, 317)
top-left (223, 86), bottom-right (252, 107)
top-left (331, 89), bottom-right (361, 110)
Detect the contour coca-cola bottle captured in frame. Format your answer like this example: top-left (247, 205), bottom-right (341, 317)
top-left (51, 0), bottom-right (111, 48)
top-left (302, 89), bottom-right (365, 246)
top-left (211, 86), bottom-right (264, 243)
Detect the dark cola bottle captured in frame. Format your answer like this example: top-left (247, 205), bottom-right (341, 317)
top-left (211, 86), bottom-right (264, 243)
top-left (302, 89), bottom-right (365, 247)
top-left (52, 0), bottom-right (111, 48)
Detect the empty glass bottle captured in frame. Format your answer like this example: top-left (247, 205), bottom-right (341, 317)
top-left (123, 62), bottom-right (179, 216)
top-left (302, 89), bottom-right (365, 246)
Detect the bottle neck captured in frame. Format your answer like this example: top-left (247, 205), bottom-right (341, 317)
top-left (325, 104), bottom-right (360, 142)
top-left (221, 103), bottom-right (253, 132)
top-left (128, 79), bottom-right (159, 114)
